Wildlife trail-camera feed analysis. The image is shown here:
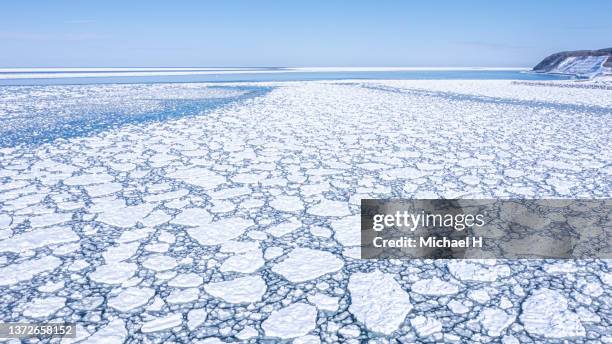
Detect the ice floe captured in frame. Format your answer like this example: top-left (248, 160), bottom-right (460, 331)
top-left (23, 296), bottom-right (66, 318)
top-left (89, 262), bottom-right (137, 285)
top-left (262, 303), bottom-right (317, 339)
top-left (411, 277), bottom-right (460, 295)
top-left (0, 226), bottom-right (78, 253)
top-left (520, 288), bottom-right (585, 338)
top-left (307, 199), bottom-right (351, 217)
top-left (348, 270), bottom-right (412, 334)
top-left (410, 315), bottom-right (442, 337)
top-left (167, 167), bottom-right (226, 189)
top-left (141, 313), bottom-right (183, 333)
top-left (478, 308), bottom-right (516, 337)
top-left (272, 247), bottom-right (344, 282)
top-left (0, 255), bottom-right (61, 286)
top-left (204, 275), bottom-right (266, 303)
top-left (82, 319), bottom-right (127, 344)
top-left (187, 218), bottom-right (254, 245)
top-left (270, 195), bottom-right (305, 212)
top-left (108, 287), bottom-right (155, 312)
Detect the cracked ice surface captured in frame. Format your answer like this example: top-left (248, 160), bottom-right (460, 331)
top-left (0, 80), bottom-right (610, 343)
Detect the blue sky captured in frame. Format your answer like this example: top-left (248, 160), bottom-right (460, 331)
top-left (1, 0), bottom-right (610, 67)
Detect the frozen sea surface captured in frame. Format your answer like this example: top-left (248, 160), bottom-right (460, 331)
top-left (0, 84), bottom-right (270, 147)
top-left (0, 79), bottom-right (610, 343)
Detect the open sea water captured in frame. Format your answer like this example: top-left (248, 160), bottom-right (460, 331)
top-left (0, 69), bottom-right (570, 86)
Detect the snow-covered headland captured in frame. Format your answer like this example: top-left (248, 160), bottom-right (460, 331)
top-left (533, 47), bottom-right (612, 79)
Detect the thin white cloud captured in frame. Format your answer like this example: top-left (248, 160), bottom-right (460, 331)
top-left (64, 19), bottom-right (96, 24)
top-left (454, 41), bottom-right (533, 50)
top-left (0, 31), bottom-right (109, 41)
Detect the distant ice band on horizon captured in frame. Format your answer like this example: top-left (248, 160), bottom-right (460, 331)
top-left (0, 67), bottom-right (530, 80)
